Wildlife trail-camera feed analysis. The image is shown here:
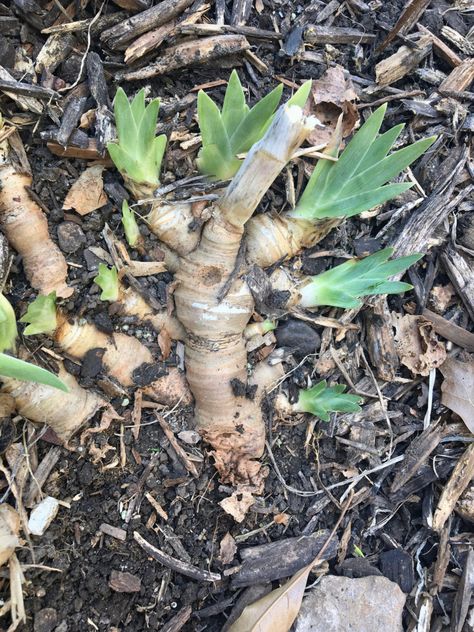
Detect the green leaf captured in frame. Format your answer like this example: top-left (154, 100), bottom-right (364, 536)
top-left (130, 88), bottom-right (146, 121)
top-left (113, 88), bottom-right (137, 154)
top-left (221, 70), bottom-right (247, 137)
top-left (291, 104), bottom-right (436, 221)
top-left (121, 200), bottom-right (141, 248)
top-left (0, 353), bottom-right (68, 392)
top-left (299, 182), bottom-right (413, 219)
top-left (198, 90), bottom-right (232, 154)
top-left (296, 380), bottom-right (362, 421)
top-left (109, 88), bottom-right (163, 189)
top-left (0, 294), bottom-right (18, 353)
top-left (286, 80), bottom-right (312, 108)
top-left (230, 84), bottom-right (283, 154)
top-left (341, 136), bottom-right (436, 199)
top-left (20, 292), bottom-right (57, 335)
top-left (196, 145), bottom-right (241, 181)
top-left (299, 247), bottom-right (423, 308)
top-left (94, 264), bottom-right (119, 302)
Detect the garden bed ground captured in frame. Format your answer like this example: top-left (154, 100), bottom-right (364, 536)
top-left (0, 0), bottom-right (473, 630)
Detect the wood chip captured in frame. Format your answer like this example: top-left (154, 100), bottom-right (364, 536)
top-left (439, 60), bottom-right (474, 93)
top-left (377, 0), bottom-right (431, 52)
top-left (120, 35), bottom-right (250, 81)
top-left (422, 309), bottom-right (474, 353)
top-left (375, 34), bottom-right (432, 87)
top-left (156, 415), bottom-right (199, 477)
top-left (305, 25), bottom-right (376, 45)
top-left (144, 492), bottom-right (168, 521)
top-left (432, 443), bottom-right (474, 532)
top-left (100, 523), bottom-right (127, 541)
top-left (109, 570), bottom-right (141, 593)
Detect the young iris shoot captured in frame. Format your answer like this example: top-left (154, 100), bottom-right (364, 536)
top-left (20, 292), bottom-right (57, 335)
top-left (197, 70), bottom-right (312, 180)
top-left (107, 88), bottom-right (166, 194)
top-left (295, 381), bottom-right (362, 422)
top-left (94, 264), bottom-right (119, 302)
top-left (0, 293), bottom-right (67, 391)
top-left (289, 104), bottom-right (436, 221)
top-left (121, 200), bottom-right (141, 248)
top-left (298, 247), bottom-right (422, 309)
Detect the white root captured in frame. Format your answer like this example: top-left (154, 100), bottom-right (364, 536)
top-left (118, 286), bottom-right (185, 340)
top-left (2, 365), bottom-right (105, 441)
top-left (147, 200), bottom-right (201, 255)
top-left (55, 316), bottom-right (153, 387)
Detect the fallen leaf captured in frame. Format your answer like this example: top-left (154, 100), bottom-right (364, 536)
top-left (392, 313), bottom-right (446, 376)
top-left (220, 491), bottom-right (255, 523)
top-left (228, 563), bottom-right (312, 632)
top-left (439, 355), bottom-right (474, 433)
top-left (305, 65), bottom-right (359, 147)
top-left (429, 284), bottom-right (456, 313)
top-left (219, 532), bottom-right (237, 565)
top-left (142, 368), bottom-right (193, 407)
top-left (63, 165), bottom-right (108, 215)
top-left (273, 513), bottom-right (290, 526)
top-left (158, 328), bottom-right (172, 360)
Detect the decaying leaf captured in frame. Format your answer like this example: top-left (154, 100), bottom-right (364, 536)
top-left (392, 313), bottom-right (447, 376)
top-left (142, 368), bottom-right (193, 407)
top-left (440, 355), bottom-right (474, 432)
top-left (220, 491), bottom-right (255, 523)
top-left (305, 65), bottom-right (359, 147)
top-left (228, 563), bottom-right (311, 632)
top-left (63, 165), bottom-right (108, 215)
top-left (219, 532), bottom-right (238, 565)
top-left (158, 327), bottom-right (172, 360)
top-left (0, 504), bottom-right (20, 567)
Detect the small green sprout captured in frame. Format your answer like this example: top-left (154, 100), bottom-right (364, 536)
top-left (295, 380), bottom-right (362, 422)
top-left (121, 200), bottom-right (141, 248)
top-left (20, 292), bottom-right (57, 335)
top-left (289, 104), bottom-right (437, 221)
top-left (298, 247), bottom-right (422, 309)
top-left (0, 293), bottom-right (67, 391)
top-left (353, 545), bottom-right (365, 558)
top-left (107, 88), bottom-right (167, 191)
top-left (94, 264), bottom-right (119, 302)
top-left (0, 293), bottom-right (18, 353)
top-left (197, 71), bottom-right (312, 180)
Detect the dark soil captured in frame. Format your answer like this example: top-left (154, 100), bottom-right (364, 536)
top-left (0, 0), bottom-right (473, 631)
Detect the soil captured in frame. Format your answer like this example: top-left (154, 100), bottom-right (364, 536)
top-left (0, 0), bottom-right (473, 631)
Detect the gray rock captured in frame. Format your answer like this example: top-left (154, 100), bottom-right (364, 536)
top-left (275, 319), bottom-right (320, 357)
top-left (294, 575), bottom-right (406, 632)
top-left (57, 222), bottom-right (86, 253)
top-left (34, 608), bottom-right (58, 632)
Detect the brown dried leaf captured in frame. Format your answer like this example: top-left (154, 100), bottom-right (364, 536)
top-left (428, 284), bottom-right (456, 313)
top-left (228, 563), bottom-right (311, 632)
top-left (142, 368), bottom-right (193, 407)
top-left (220, 491), bottom-right (255, 523)
top-left (219, 532), bottom-right (237, 565)
top-left (305, 64), bottom-right (359, 146)
top-left (392, 313), bottom-right (447, 376)
top-left (63, 165), bottom-right (108, 215)
top-left (158, 327), bottom-right (172, 360)
top-left (273, 513), bottom-right (290, 526)
top-left (440, 355), bottom-right (474, 432)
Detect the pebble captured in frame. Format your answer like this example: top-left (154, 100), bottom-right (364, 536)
top-left (294, 575), bottom-right (406, 632)
top-left (34, 608), bottom-right (58, 632)
top-left (57, 222), bottom-right (86, 254)
top-left (275, 319), bottom-right (321, 358)
top-left (28, 497), bottom-right (60, 536)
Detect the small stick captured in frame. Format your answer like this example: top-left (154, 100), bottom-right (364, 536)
top-left (157, 416), bottom-right (199, 477)
top-left (134, 532), bottom-right (221, 582)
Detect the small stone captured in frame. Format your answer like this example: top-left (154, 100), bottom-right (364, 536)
top-left (28, 497), bottom-right (60, 536)
top-left (275, 319), bottom-right (321, 358)
top-left (109, 570), bottom-right (141, 593)
top-left (294, 575), bottom-right (406, 632)
top-left (34, 608), bottom-right (58, 632)
top-left (57, 222), bottom-right (86, 254)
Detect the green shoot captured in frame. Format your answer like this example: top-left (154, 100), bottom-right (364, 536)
top-left (0, 293), bottom-right (67, 391)
top-left (197, 71), bottom-right (312, 180)
top-left (107, 88), bottom-right (167, 190)
top-left (290, 104), bottom-right (436, 220)
top-left (0, 353), bottom-right (68, 391)
top-left (121, 200), bottom-right (141, 248)
top-left (20, 292), bottom-right (57, 335)
top-left (94, 264), bottom-right (119, 302)
top-left (0, 294), bottom-right (18, 353)
top-left (298, 247), bottom-right (422, 309)
top-left (295, 380), bottom-right (362, 422)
